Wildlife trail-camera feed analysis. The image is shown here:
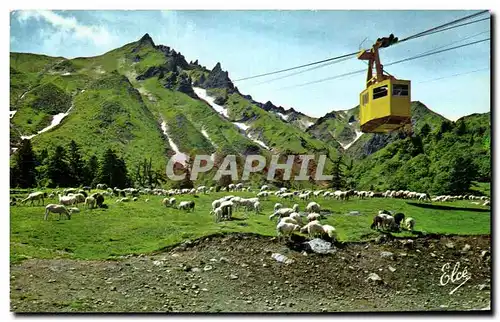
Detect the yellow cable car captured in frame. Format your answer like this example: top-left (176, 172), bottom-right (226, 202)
top-left (357, 35), bottom-right (412, 133)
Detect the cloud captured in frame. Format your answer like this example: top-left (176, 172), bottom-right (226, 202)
top-left (15, 10), bottom-right (114, 46)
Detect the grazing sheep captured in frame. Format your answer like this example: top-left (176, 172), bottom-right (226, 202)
top-left (58, 194), bottom-right (77, 206)
top-left (483, 200), bottom-right (490, 207)
top-left (381, 214), bottom-right (397, 231)
top-left (292, 204), bottom-right (299, 212)
top-left (85, 196), bottom-right (96, 209)
top-left (90, 193), bottom-right (105, 208)
top-left (289, 212), bottom-right (303, 226)
top-left (178, 200), bottom-right (195, 212)
top-left (274, 203), bottom-right (283, 211)
top-left (21, 191), bottom-right (45, 206)
top-left (96, 184), bottom-right (107, 190)
top-left (162, 197), bottom-right (176, 207)
top-left (212, 199), bottom-right (222, 210)
top-left (269, 208), bottom-right (295, 221)
top-left (403, 217), bottom-right (416, 231)
top-left (305, 202), bottom-right (321, 213)
top-left (69, 193), bottom-right (86, 204)
top-left (44, 204), bottom-right (71, 220)
top-left (378, 209), bottom-right (391, 215)
top-left (253, 201), bottom-right (262, 213)
top-left (300, 221), bottom-right (324, 238)
top-left (322, 224), bottom-right (337, 240)
top-left (219, 201), bottom-right (234, 220)
top-left (257, 191), bottom-right (269, 199)
top-left (145, 199), bottom-right (150, 202)
top-left (280, 217), bottom-right (299, 225)
top-left (260, 185), bottom-right (269, 191)
top-left (307, 212), bottom-right (321, 222)
top-left (370, 215), bottom-right (384, 230)
top-left (78, 190), bottom-right (88, 198)
top-left (276, 222), bottom-right (300, 242)
top-left (211, 207), bottom-right (224, 222)
top-left (132, 197), bottom-right (138, 201)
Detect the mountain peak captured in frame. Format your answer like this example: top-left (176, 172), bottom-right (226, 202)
top-left (139, 33), bottom-right (155, 46)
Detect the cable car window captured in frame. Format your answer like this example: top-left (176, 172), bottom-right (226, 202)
top-left (393, 84), bottom-right (409, 96)
top-left (373, 85), bottom-right (388, 99)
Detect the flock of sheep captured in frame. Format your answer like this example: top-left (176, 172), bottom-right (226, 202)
top-left (12, 184), bottom-right (490, 244)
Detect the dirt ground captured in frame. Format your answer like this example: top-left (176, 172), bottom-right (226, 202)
top-left (10, 233), bottom-right (491, 313)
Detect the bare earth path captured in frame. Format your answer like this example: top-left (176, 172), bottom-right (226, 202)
top-left (11, 234), bottom-right (491, 313)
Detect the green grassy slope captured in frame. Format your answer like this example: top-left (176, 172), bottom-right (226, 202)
top-left (31, 72), bottom-right (169, 170)
top-left (10, 191), bottom-right (490, 262)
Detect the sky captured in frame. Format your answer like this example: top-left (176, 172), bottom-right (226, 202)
top-left (10, 10), bottom-right (491, 120)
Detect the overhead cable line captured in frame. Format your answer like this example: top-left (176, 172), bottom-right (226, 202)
top-left (279, 38), bottom-right (490, 90)
top-left (233, 10), bottom-right (490, 83)
top-left (417, 67), bottom-right (489, 84)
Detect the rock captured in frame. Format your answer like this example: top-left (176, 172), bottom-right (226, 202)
top-left (219, 257), bottom-right (229, 263)
top-left (349, 211), bottom-right (360, 216)
top-left (241, 263), bottom-right (249, 268)
top-left (304, 239), bottom-right (335, 254)
top-left (366, 273), bottom-right (383, 284)
top-left (462, 244), bottom-right (471, 252)
top-left (302, 251), bottom-right (308, 256)
top-left (271, 253), bottom-right (294, 264)
top-left (430, 252), bottom-right (436, 257)
top-left (191, 267), bottom-right (201, 273)
top-left (209, 258), bottom-right (217, 262)
top-left (152, 260), bottom-right (163, 266)
top-left (481, 250), bottom-right (490, 259)
top-left (380, 251), bottom-right (394, 259)
top-left (201, 288), bottom-right (208, 292)
top-left (203, 265), bottom-right (213, 272)
top-left (388, 266), bottom-right (396, 272)
top-left (229, 274), bottom-right (238, 280)
top-left (262, 263), bottom-right (268, 267)
top-left (399, 253), bottom-right (407, 257)
top-left (48, 279), bottom-right (56, 283)
top-left (355, 252), bottom-right (361, 258)
top-left (445, 242), bottom-right (455, 249)
top-left (110, 286), bottom-right (117, 291)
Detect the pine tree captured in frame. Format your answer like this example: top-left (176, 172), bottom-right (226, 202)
top-left (67, 140), bottom-right (85, 186)
top-left (85, 155), bottom-right (99, 186)
top-left (96, 149), bottom-right (130, 188)
top-left (47, 146), bottom-right (72, 187)
top-left (11, 139), bottom-right (37, 188)
top-left (330, 155), bottom-right (346, 190)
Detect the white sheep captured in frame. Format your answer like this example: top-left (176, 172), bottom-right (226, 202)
top-left (306, 202), bottom-right (320, 213)
top-left (300, 221), bottom-right (324, 238)
top-left (280, 217), bottom-right (299, 225)
top-left (178, 200), bottom-right (195, 212)
top-left (58, 194), bottom-right (77, 206)
top-left (276, 222), bottom-right (300, 242)
top-left (145, 199), bottom-right (150, 202)
top-left (218, 201), bottom-right (234, 220)
top-left (269, 208), bottom-right (295, 221)
top-left (274, 203), bottom-right (282, 211)
top-left (44, 204), bottom-right (71, 220)
top-left (253, 201), bottom-right (262, 213)
top-left (212, 199), bottom-right (222, 210)
top-left (322, 224), bottom-right (337, 240)
top-left (21, 191), bottom-right (45, 206)
top-left (289, 212), bottom-right (303, 226)
top-left (85, 196), bottom-right (96, 209)
top-left (292, 204), bottom-right (299, 212)
top-left (307, 212), bottom-right (321, 222)
top-left (211, 207), bottom-right (224, 222)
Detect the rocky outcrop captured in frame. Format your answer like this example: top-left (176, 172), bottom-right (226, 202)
top-left (201, 62), bottom-right (235, 92)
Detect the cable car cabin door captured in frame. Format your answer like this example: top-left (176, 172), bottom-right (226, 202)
top-left (359, 79), bottom-right (412, 133)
